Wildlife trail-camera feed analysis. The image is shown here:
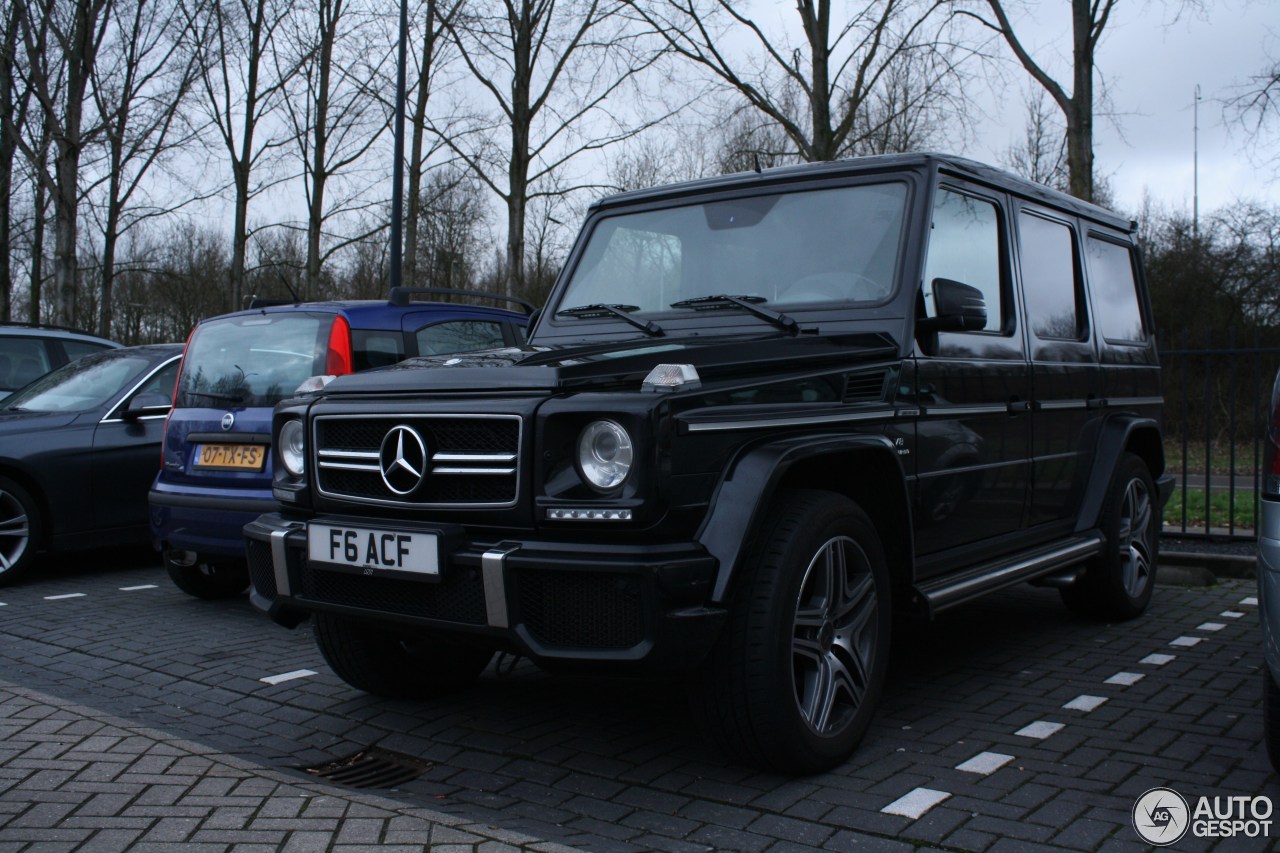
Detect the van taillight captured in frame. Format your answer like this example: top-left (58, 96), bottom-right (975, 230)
top-left (325, 316), bottom-right (352, 376)
top-left (1266, 372), bottom-right (1280, 498)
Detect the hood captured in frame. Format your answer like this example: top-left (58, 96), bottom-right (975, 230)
top-left (0, 410), bottom-right (81, 434)
top-left (323, 332), bottom-right (899, 395)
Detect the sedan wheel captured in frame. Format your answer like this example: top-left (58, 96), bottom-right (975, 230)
top-left (0, 476), bottom-right (40, 585)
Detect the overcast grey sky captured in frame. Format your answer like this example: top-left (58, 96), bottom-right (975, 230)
top-left (963, 0), bottom-right (1278, 216)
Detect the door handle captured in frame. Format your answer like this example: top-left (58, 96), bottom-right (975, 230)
top-left (1007, 400), bottom-right (1031, 414)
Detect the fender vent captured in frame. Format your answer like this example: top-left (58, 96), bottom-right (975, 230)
top-left (842, 370), bottom-right (889, 403)
top-left (301, 747), bottom-right (431, 789)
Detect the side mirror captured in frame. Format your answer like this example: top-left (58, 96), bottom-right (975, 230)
top-left (918, 278), bottom-right (988, 333)
top-left (123, 392), bottom-right (172, 421)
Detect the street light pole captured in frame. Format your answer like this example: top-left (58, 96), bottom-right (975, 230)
top-left (388, 0), bottom-right (409, 292)
top-left (1193, 83), bottom-right (1201, 241)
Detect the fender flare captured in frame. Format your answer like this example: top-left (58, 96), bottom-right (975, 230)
top-left (1074, 416), bottom-right (1165, 533)
top-left (695, 433), bottom-right (912, 603)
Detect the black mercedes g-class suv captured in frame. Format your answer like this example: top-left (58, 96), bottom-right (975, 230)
top-left (246, 153), bottom-right (1172, 774)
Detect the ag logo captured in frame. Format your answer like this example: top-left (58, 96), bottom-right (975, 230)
top-left (1133, 787), bottom-right (1190, 845)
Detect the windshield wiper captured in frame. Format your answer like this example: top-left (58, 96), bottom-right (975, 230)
top-left (186, 389), bottom-right (246, 404)
top-left (669, 294), bottom-right (798, 335)
top-left (556, 303), bottom-right (663, 337)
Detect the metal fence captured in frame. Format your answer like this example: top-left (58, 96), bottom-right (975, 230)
top-left (1158, 328), bottom-right (1280, 540)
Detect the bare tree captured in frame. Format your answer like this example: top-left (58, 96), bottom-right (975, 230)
top-left (14, 0), bottom-right (115, 326)
top-left (278, 0), bottom-right (393, 297)
top-left (85, 0), bottom-right (200, 337)
top-left (1229, 47), bottom-right (1279, 162)
top-left (438, 0), bottom-right (668, 298)
top-left (412, 165), bottom-right (489, 289)
top-left (1002, 87), bottom-right (1067, 189)
top-left (0, 0), bottom-right (28, 321)
top-left (627, 0), bottom-right (964, 164)
top-left (401, 0), bottom-right (463, 289)
top-left (190, 0), bottom-right (298, 310)
top-left (963, 0), bottom-right (1129, 202)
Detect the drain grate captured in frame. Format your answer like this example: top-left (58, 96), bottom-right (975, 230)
top-left (301, 747), bottom-right (432, 789)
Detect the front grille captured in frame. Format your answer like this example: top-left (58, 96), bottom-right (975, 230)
top-left (518, 570), bottom-right (645, 650)
top-left (246, 538), bottom-right (277, 599)
top-left (315, 414), bottom-right (521, 507)
top-left (301, 566), bottom-right (487, 625)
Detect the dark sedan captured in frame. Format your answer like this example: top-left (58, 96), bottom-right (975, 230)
top-left (0, 344), bottom-right (182, 584)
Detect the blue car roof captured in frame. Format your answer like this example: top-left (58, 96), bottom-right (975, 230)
top-left (202, 298), bottom-right (529, 333)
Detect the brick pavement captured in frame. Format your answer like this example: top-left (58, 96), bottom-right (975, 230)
top-left (0, 554), bottom-right (1274, 852)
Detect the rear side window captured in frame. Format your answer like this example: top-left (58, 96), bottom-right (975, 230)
top-left (0, 337), bottom-right (52, 391)
top-left (416, 320), bottom-right (507, 356)
top-left (177, 313), bottom-right (332, 408)
top-left (1019, 212), bottom-right (1084, 341)
top-left (1086, 237), bottom-right (1146, 343)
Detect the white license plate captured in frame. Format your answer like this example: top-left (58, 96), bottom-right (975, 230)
top-left (307, 524), bottom-right (439, 576)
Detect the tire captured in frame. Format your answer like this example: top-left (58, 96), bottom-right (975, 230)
top-left (1266, 667), bottom-right (1280, 775)
top-left (314, 612), bottom-right (494, 699)
top-left (0, 475), bottom-right (40, 586)
top-left (1061, 453), bottom-right (1159, 621)
top-left (165, 552), bottom-right (251, 599)
top-left (689, 489), bottom-right (892, 774)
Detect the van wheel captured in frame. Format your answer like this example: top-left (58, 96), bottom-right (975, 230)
top-left (1061, 453), bottom-right (1158, 620)
top-left (689, 489), bottom-right (891, 774)
top-left (165, 553), bottom-right (250, 599)
top-left (0, 476), bottom-right (40, 586)
top-left (314, 612), bottom-right (494, 699)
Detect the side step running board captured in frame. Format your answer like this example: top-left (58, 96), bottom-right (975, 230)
top-left (914, 533), bottom-right (1105, 618)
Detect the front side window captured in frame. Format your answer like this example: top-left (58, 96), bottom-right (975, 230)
top-left (177, 313), bottom-right (333, 408)
top-left (922, 189), bottom-right (1005, 333)
top-left (1020, 212), bottom-right (1084, 341)
top-left (1087, 237), bottom-right (1146, 343)
top-left (556, 182), bottom-right (909, 319)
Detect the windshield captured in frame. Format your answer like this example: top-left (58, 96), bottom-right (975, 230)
top-left (557, 182), bottom-right (908, 319)
top-left (3, 351), bottom-right (155, 412)
top-left (176, 312), bottom-right (334, 408)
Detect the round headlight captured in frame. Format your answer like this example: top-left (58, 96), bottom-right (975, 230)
top-left (577, 420), bottom-right (632, 492)
top-left (279, 419), bottom-right (306, 476)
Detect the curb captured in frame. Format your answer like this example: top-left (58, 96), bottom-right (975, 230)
top-left (1159, 549), bottom-right (1256, 586)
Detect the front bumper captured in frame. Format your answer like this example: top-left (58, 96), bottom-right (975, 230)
top-left (243, 513), bottom-right (725, 671)
top-left (1259, 499), bottom-right (1280, 682)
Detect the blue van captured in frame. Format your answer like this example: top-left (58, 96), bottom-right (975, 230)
top-left (149, 288), bottom-right (531, 598)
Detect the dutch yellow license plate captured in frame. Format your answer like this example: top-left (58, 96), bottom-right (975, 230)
top-left (194, 443), bottom-right (266, 471)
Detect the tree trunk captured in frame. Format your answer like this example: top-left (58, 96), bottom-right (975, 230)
top-left (803, 0), bottom-right (835, 162)
top-left (29, 178), bottom-right (46, 324)
top-left (403, 0), bottom-right (439, 290)
top-left (1067, 0), bottom-right (1094, 202)
top-left (230, 161), bottom-right (250, 310)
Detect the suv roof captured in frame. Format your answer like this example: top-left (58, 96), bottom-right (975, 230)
top-left (220, 288), bottom-right (534, 330)
top-left (0, 321), bottom-right (123, 346)
top-left (593, 152), bottom-right (1134, 232)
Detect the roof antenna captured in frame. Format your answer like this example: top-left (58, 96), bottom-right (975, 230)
top-left (275, 267), bottom-right (301, 304)
top-left (753, 153), bottom-right (762, 174)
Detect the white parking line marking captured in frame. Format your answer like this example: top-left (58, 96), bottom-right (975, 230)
top-left (1241, 597), bottom-right (1259, 606)
top-left (1170, 636), bottom-right (1203, 648)
top-left (1015, 721), bottom-right (1065, 739)
top-left (0, 602), bottom-right (6, 607)
top-left (955, 752), bottom-right (1015, 775)
top-left (882, 787), bottom-right (951, 819)
top-left (1141, 653), bottom-right (1176, 666)
top-left (1197, 622), bottom-right (1226, 632)
top-left (259, 669), bottom-right (318, 686)
top-left (43, 593), bottom-right (85, 600)
top-left (119, 584), bottom-right (158, 591)
top-left (1220, 611), bottom-right (1246, 619)
top-left (1063, 695), bottom-right (1108, 712)
top-left (1105, 672), bottom-right (1145, 686)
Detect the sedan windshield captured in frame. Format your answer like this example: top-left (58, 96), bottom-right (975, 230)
top-left (3, 352), bottom-right (154, 413)
top-left (556, 181), bottom-right (908, 320)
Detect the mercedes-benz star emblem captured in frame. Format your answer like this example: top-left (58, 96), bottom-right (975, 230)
top-left (221, 412), bottom-right (235, 431)
top-left (379, 425), bottom-right (428, 495)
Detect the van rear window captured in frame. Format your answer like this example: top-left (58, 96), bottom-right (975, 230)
top-left (176, 313), bottom-right (333, 408)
